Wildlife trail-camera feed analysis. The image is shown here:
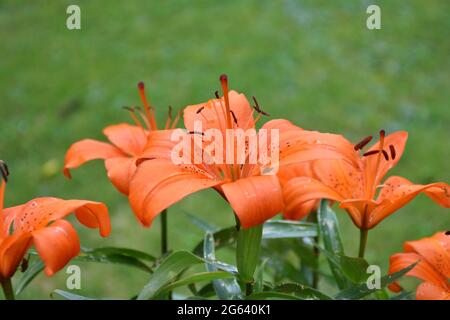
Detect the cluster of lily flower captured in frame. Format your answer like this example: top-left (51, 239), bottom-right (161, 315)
top-left (0, 75), bottom-right (448, 300)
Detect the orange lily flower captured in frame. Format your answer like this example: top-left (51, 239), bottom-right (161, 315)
top-left (277, 162), bottom-right (319, 220)
top-left (0, 162), bottom-right (111, 278)
top-left (128, 75), bottom-right (357, 228)
top-left (283, 130), bottom-right (450, 229)
top-left (63, 82), bottom-right (180, 194)
top-left (388, 231), bottom-right (450, 300)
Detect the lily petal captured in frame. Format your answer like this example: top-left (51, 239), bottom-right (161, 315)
top-left (63, 139), bottom-right (125, 178)
top-left (128, 159), bottom-right (222, 227)
top-left (137, 129), bottom-right (183, 164)
top-left (403, 232), bottom-right (450, 279)
top-left (105, 157), bottom-right (137, 195)
top-left (3, 198), bottom-right (111, 237)
top-left (0, 232), bottom-right (32, 278)
top-left (222, 175), bottom-right (284, 228)
top-left (103, 123), bottom-right (148, 157)
top-left (370, 176), bottom-right (450, 227)
top-left (388, 252), bottom-right (448, 292)
top-left (283, 177), bottom-right (347, 222)
top-left (184, 91), bottom-right (255, 133)
top-left (363, 131), bottom-right (408, 186)
top-left (416, 281), bottom-right (450, 300)
top-left (32, 220), bottom-right (80, 276)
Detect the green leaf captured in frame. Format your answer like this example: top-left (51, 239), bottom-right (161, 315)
top-left (15, 259), bottom-right (45, 296)
top-left (339, 254), bottom-right (370, 284)
top-left (193, 220), bottom-right (317, 256)
top-left (317, 200), bottom-right (349, 289)
top-left (236, 225), bottom-right (263, 283)
top-left (193, 227), bottom-right (237, 255)
top-left (262, 220), bottom-right (317, 239)
top-left (254, 258), bottom-right (269, 293)
top-left (138, 250), bottom-right (204, 300)
top-left (75, 247), bottom-right (154, 273)
top-left (273, 283), bottom-right (333, 300)
top-left (82, 247), bottom-right (156, 262)
top-left (246, 291), bottom-right (301, 300)
top-left (52, 289), bottom-right (94, 300)
top-left (204, 232), bottom-right (242, 299)
top-left (159, 271), bottom-right (234, 294)
top-left (390, 291), bottom-right (413, 300)
top-left (335, 262), bottom-right (418, 300)
top-left (184, 211), bottom-right (219, 232)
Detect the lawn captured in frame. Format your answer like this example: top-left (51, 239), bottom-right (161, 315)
top-left (0, 0), bottom-right (448, 299)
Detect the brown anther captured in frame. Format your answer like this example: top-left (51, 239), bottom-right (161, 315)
top-left (122, 106), bottom-right (135, 112)
top-left (381, 150), bottom-right (389, 161)
top-left (188, 131), bottom-right (205, 136)
top-left (252, 96), bottom-right (270, 116)
top-left (354, 135), bottom-right (373, 151)
top-left (389, 145), bottom-right (396, 160)
top-left (0, 160), bottom-right (9, 182)
top-left (196, 106), bottom-right (205, 114)
top-left (168, 105), bottom-right (173, 119)
top-left (445, 230), bottom-right (450, 236)
top-left (380, 129), bottom-right (386, 138)
top-left (229, 110), bottom-right (238, 125)
top-left (214, 91), bottom-right (220, 99)
top-left (363, 150), bottom-right (380, 157)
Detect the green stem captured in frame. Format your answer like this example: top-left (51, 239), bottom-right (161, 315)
top-left (1, 277), bottom-right (15, 300)
top-left (161, 209), bottom-right (168, 255)
top-left (358, 229), bottom-right (369, 258)
top-left (236, 224), bottom-right (263, 292)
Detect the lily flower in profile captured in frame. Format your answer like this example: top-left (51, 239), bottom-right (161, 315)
top-left (0, 161), bottom-right (111, 278)
top-left (283, 130), bottom-right (450, 230)
top-left (128, 75), bottom-right (357, 228)
top-left (388, 231), bottom-right (450, 300)
top-left (63, 82), bottom-right (180, 194)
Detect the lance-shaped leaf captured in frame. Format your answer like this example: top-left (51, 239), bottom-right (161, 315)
top-left (273, 283), bottom-right (333, 300)
top-left (15, 259), bottom-right (45, 296)
top-left (335, 262), bottom-right (418, 299)
top-left (262, 220), bottom-right (317, 239)
top-left (52, 289), bottom-right (95, 300)
top-left (317, 200), bottom-right (349, 289)
top-left (204, 232), bottom-right (242, 299)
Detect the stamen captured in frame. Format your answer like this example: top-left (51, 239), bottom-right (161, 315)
top-left (362, 150), bottom-right (379, 157)
top-left (196, 106), bottom-right (205, 114)
top-left (252, 96), bottom-right (270, 116)
top-left (220, 74), bottom-right (232, 129)
top-left (389, 145), bottom-right (396, 160)
top-left (164, 106), bottom-right (173, 130)
top-left (188, 131), bottom-right (205, 136)
top-left (229, 110), bottom-right (238, 125)
top-left (445, 230), bottom-right (450, 236)
top-left (214, 91), bottom-right (220, 99)
top-left (0, 160), bottom-right (9, 182)
top-left (137, 81), bottom-right (157, 130)
top-left (123, 106), bottom-right (144, 129)
top-left (354, 135), bottom-right (373, 151)
top-left (381, 150), bottom-right (389, 161)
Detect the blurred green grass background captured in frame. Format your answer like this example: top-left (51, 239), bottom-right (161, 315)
top-left (0, 0), bottom-right (448, 299)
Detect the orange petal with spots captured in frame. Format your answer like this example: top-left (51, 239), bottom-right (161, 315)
top-left (128, 159), bottom-right (222, 227)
